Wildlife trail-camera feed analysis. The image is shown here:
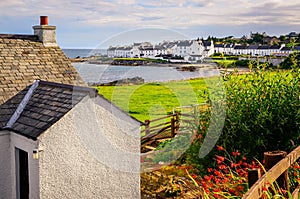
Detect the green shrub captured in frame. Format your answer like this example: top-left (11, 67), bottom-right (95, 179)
top-left (279, 51), bottom-right (300, 69)
top-left (180, 69), bottom-right (300, 172)
top-left (234, 60), bottom-right (250, 67)
top-left (219, 68), bottom-right (300, 159)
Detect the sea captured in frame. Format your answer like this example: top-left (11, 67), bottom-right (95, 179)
top-left (63, 49), bottom-right (219, 84)
top-left (73, 63), bottom-right (219, 84)
top-left (62, 49), bottom-right (107, 58)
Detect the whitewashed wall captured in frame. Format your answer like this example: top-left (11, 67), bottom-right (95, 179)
top-left (0, 131), bottom-right (12, 199)
top-left (38, 96), bottom-right (140, 199)
top-left (0, 131), bottom-right (39, 199)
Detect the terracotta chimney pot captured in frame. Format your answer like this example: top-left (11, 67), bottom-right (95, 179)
top-left (40, 16), bottom-right (48, 25)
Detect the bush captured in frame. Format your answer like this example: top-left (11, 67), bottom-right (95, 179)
top-left (279, 51), bottom-right (300, 69)
top-left (234, 60), bottom-right (250, 67)
top-left (180, 69), bottom-right (300, 173)
top-left (219, 69), bottom-right (300, 159)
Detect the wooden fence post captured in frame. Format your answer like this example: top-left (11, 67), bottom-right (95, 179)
top-left (264, 151), bottom-right (289, 191)
top-left (171, 118), bottom-right (175, 137)
top-left (175, 111), bottom-right (180, 131)
top-left (248, 168), bottom-right (261, 189)
top-left (145, 120), bottom-right (150, 135)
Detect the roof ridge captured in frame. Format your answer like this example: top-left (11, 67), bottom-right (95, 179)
top-left (0, 34), bottom-right (38, 40)
top-left (39, 80), bottom-right (97, 97)
top-left (4, 80), bottom-right (40, 129)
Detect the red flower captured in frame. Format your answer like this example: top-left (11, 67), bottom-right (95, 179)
top-left (217, 145), bottom-right (224, 151)
top-left (216, 155), bottom-right (225, 162)
top-left (236, 185), bottom-right (244, 191)
top-left (214, 170), bottom-right (222, 177)
top-left (232, 150), bottom-right (241, 156)
top-left (204, 175), bottom-right (211, 181)
top-left (218, 165), bottom-right (227, 170)
top-left (208, 168), bottom-right (213, 173)
top-left (229, 188), bottom-right (235, 194)
top-left (192, 174), bottom-right (197, 179)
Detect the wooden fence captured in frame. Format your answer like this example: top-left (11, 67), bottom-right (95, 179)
top-left (140, 104), bottom-right (210, 152)
top-left (141, 113), bottom-right (180, 144)
top-left (242, 145), bottom-right (300, 199)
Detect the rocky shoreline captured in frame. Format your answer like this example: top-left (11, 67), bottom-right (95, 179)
top-left (88, 77), bottom-right (145, 86)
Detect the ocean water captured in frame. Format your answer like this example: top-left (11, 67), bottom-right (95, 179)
top-left (62, 49), bottom-right (107, 58)
top-left (73, 63), bottom-right (219, 84)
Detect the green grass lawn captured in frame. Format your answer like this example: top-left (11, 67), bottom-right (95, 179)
top-left (96, 79), bottom-right (208, 122)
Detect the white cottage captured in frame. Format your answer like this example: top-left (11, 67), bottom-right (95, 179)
top-left (0, 16), bottom-right (140, 199)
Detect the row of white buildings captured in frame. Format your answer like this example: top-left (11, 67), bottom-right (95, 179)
top-left (107, 39), bottom-right (214, 62)
top-left (107, 39), bottom-right (298, 63)
top-left (214, 44), bottom-right (299, 57)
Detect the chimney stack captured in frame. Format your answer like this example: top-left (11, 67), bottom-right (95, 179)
top-left (33, 16), bottom-right (57, 47)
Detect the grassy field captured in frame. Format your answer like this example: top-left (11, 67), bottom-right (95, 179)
top-left (96, 79), bottom-right (208, 122)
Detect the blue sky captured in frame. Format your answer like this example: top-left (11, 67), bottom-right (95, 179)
top-left (0, 0), bottom-right (299, 48)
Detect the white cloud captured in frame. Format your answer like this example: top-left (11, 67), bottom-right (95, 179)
top-left (1, 0), bottom-right (299, 28)
top-left (0, 0), bottom-right (299, 47)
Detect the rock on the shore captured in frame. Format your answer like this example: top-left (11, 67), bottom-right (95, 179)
top-left (89, 77), bottom-right (145, 86)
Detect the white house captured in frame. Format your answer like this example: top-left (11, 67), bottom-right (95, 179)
top-left (202, 40), bottom-right (215, 57)
top-left (153, 45), bottom-right (168, 57)
top-left (107, 46), bottom-right (116, 57)
top-left (0, 16), bottom-right (140, 199)
top-left (0, 80), bottom-right (141, 199)
top-left (233, 45), bottom-right (248, 55)
top-left (214, 44), bottom-right (225, 54)
top-left (130, 44), bottom-right (142, 58)
top-left (172, 40), bottom-right (193, 57)
top-left (232, 44), bottom-right (287, 57)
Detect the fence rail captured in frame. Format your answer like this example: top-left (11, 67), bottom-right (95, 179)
top-left (141, 113), bottom-right (180, 143)
top-left (242, 145), bottom-right (300, 199)
top-left (140, 103), bottom-right (210, 152)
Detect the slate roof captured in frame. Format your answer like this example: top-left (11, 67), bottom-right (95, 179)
top-left (154, 45), bottom-right (166, 50)
top-left (0, 80), bottom-right (96, 139)
top-left (247, 45), bottom-right (259, 49)
top-left (177, 40), bottom-right (192, 47)
top-left (214, 44), bottom-right (224, 48)
top-left (0, 34), bottom-right (86, 105)
top-left (224, 44), bottom-right (233, 48)
top-left (234, 45), bottom-right (247, 49)
top-left (108, 47), bottom-right (117, 51)
top-left (269, 45), bottom-right (281, 49)
top-left (203, 41), bottom-right (212, 47)
top-left (258, 45), bottom-right (269, 50)
top-left (281, 47), bottom-right (292, 51)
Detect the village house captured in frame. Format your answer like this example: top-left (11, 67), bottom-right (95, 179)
top-left (0, 16), bottom-right (140, 199)
top-left (232, 44), bottom-right (290, 57)
top-left (213, 44), bottom-right (225, 54)
top-left (202, 40), bottom-right (215, 57)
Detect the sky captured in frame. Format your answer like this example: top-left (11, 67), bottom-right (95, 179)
top-left (0, 0), bottom-right (299, 48)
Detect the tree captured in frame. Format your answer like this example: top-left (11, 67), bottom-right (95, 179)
top-left (279, 35), bottom-right (287, 42)
top-left (279, 52), bottom-right (300, 69)
top-left (252, 33), bottom-right (264, 44)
